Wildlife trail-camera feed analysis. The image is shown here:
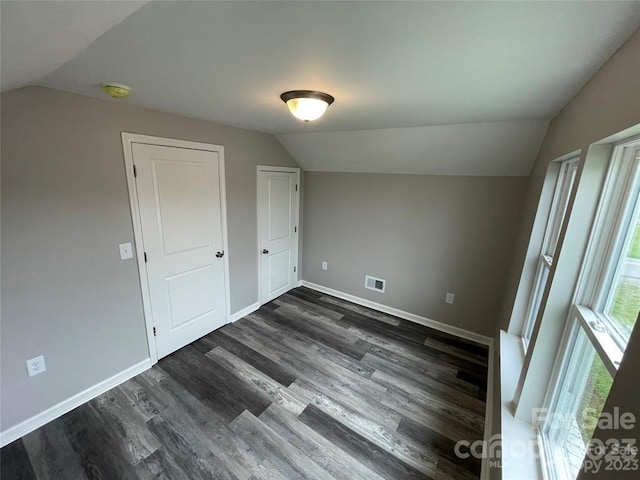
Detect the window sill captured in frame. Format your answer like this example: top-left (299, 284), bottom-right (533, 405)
top-left (500, 331), bottom-right (544, 480)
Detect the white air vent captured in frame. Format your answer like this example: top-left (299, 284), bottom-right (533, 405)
top-left (365, 275), bottom-right (385, 293)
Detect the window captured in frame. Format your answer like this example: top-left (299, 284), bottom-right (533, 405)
top-left (522, 158), bottom-right (579, 349)
top-left (593, 156), bottom-right (640, 347)
top-left (539, 139), bottom-right (640, 480)
top-left (541, 317), bottom-right (615, 479)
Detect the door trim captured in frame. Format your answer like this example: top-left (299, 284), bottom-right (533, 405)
top-left (122, 133), bottom-right (231, 364)
top-left (257, 165), bottom-right (301, 306)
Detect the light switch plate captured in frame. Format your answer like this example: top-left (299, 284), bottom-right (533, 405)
top-left (119, 243), bottom-right (134, 260)
top-left (322, 261), bottom-right (328, 271)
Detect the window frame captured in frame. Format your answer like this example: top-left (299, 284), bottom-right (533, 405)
top-left (522, 255), bottom-right (552, 348)
top-left (576, 139), bottom-right (640, 356)
top-left (590, 149), bottom-right (640, 348)
top-left (521, 158), bottom-right (579, 351)
top-left (544, 160), bottom-right (580, 259)
top-left (541, 315), bottom-right (614, 480)
top-left (538, 137), bottom-right (640, 480)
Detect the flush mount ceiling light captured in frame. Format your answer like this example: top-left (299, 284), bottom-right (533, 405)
top-left (101, 83), bottom-right (132, 98)
top-left (280, 90), bottom-right (334, 122)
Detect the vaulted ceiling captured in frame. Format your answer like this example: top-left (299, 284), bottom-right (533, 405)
top-left (3, 1), bottom-right (640, 175)
top-left (0, 1), bottom-right (149, 92)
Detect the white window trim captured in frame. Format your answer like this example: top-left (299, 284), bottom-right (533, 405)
top-left (577, 137), bottom-right (640, 310)
top-left (500, 331), bottom-right (544, 480)
top-left (592, 154), bottom-right (640, 346)
top-left (539, 311), bottom-right (618, 480)
top-left (522, 257), bottom-right (551, 350)
top-left (538, 136), bottom-right (640, 480)
top-left (575, 139), bottom-right (640, 351)
top-left (541, 319), bottom-right (591, 480)
top-left (574, 305), bottom-right (623, 376)
top-left (544, 160), bottom-right (579, 258)
top-left (521, 158), bottom-right (579, 350)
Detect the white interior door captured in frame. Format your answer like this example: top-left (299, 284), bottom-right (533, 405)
top-left (258, 167), bottom-right (299, 304)
top-left (133, 143), bottom-right (228, 359)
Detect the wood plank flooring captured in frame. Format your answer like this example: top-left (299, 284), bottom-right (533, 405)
top-left (1, 287), bottom-right (488, 479)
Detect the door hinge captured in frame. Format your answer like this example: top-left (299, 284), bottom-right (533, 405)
top-left (153, 327), bottom-right (157, 336)
top-left (294, 266), bottom-right (297, 273)
top-left (294, 226), bottom-right (297, 233)
top-left (144, 252), bottom-right (148, 263)
top-left (295, 184), bottom-right (298, 192)
top-left (133, 164), bottom-right (137, 177)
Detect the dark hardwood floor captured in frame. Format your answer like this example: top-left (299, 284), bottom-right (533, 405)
top-left (1, 287), bottom-right (489, 479)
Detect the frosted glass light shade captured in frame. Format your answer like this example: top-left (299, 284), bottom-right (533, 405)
top-left (286, 97), bottom-right (329, 121)
top-left (280, 91), bottom-right (334, 122)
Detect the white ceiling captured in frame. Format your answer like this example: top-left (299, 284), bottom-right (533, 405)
top-left (3, 1), bottom-right (640, 175)
top-left (278, 120), bottom-right (549, 176)
top-left (0, 1), bottom-right (149, 92)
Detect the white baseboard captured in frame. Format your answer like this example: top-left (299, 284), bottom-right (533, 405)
top-left (230, 301), bottom-right (260, 323)
top-left (299, 280), bottom-right (494, 347)
top-left (0, 358), bottom-right (151, 447)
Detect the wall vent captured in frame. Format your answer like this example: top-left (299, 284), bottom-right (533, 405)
top-left (365, 275), bottom-right (386, 293)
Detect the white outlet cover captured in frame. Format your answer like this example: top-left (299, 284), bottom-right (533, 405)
top-left (26, 355), bottom-right (46, 377)
top-left (322, 261), bottom-right (328, 270)
top-left (119, 242), bottom-right (134, 260)
top-left (445, 293), bottom-right (455, 304)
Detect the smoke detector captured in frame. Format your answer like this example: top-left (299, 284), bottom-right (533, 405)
top-left (101, 83), bottom-right (131, 99)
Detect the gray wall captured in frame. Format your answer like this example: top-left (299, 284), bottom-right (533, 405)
top-left (1, 86), bottom-right (297, 431)
top-left (301, 172), bottom-right (527, 337)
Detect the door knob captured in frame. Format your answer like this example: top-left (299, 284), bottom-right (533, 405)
top-left (216, 251), bottom-right (224, 258)
top-left (262, 249), bottom-right (269, 254)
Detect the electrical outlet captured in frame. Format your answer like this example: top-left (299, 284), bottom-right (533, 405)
top-left (26, 355), bottom-right (46, 377)
top-left (119, 242), bottom-right (133, 260)
top-left (322, 261), bottom-right (328, 271)
top-left (445, 293), bottom-right (455, 304)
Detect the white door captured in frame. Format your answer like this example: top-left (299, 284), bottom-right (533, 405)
top-left (258, 167), bottom-right (299, 304)
top-left (133, 143), bottom-right (228, 359)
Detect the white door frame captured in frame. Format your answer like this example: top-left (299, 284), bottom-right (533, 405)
top-left (257, 165), bottom-right (301, 305)
top-left (122, 133), bottom-right (231, 364)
